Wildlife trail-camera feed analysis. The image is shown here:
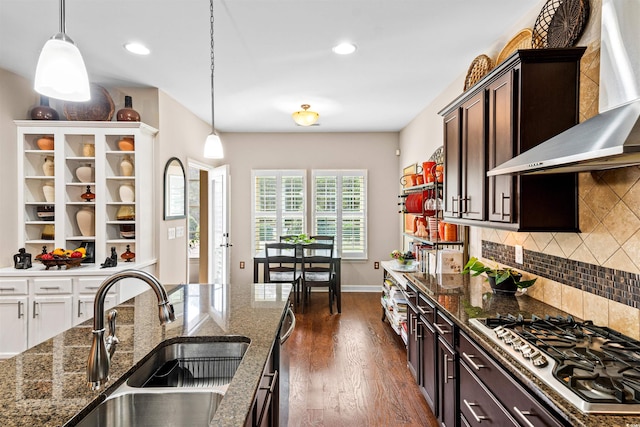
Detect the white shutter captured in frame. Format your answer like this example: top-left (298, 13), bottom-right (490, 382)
top-left (252, 170), bottom-right (306, 255)
top-left (312, 170), bottom-right (367, 259)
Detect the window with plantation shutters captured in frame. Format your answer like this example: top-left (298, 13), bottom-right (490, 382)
top-left (252, 170), bottom-right (306, 255)
top-left (312, 170), bottom-right (367, 260)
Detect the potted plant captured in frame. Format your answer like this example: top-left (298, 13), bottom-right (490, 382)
top-left (461, 257), bottom-right (536, 295)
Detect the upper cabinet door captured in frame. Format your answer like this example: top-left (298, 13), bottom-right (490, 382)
top-left (460, 91), bottom-right (486, 221)
top-left (487, 71), bottom-right (516, 223)
top-left (443, 109), bottom-right (461, 218)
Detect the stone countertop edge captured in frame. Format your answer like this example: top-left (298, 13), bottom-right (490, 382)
top-left (400, 269), bottom-right (640, 427)
top-left (0, 282), bottom-right (291, 427)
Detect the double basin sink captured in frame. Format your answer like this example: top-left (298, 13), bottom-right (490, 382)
top-left (74, 337), bottom-right (250, 426)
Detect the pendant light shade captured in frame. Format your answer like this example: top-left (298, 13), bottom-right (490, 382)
top-left (203, 0), bottom-right (224, 159)
top-left (292, 104), bottom-right (319, 126)
top-left (34, 0), bottom-right (90, 102)
top-left (204, 132), bottom-right (224, 159)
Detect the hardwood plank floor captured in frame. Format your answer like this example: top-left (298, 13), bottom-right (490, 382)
top-left (286, 292), bottom-right (437, 427)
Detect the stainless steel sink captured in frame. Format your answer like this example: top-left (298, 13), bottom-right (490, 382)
top-left (75, 391), bottom-right (223, 427)
top-left (126, 339), bottom-right (250, 389)
top-left (69, 338), bottom-right (251, 426)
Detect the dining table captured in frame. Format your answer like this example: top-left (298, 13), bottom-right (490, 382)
top-left (253, 248), bottom-right (342, 313)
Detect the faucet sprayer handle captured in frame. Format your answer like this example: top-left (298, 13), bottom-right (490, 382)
top-left (106, 309), bottom-right (119, 357)
top-left (159, 301), bottom-right (176, 324)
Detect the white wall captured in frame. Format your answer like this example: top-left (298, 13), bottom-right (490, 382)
top-left (220, 132), bottom-right (399, 289)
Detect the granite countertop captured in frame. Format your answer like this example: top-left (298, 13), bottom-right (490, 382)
top-left (0, 280), bottom-right (291, 427)
top-left (389, 264), bottom-right (640, 427)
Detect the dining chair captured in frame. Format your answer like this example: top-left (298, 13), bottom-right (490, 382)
top-left (265, 242), bottom-right (301, 304)
top-left (300, 242), bottom-right (336, 313)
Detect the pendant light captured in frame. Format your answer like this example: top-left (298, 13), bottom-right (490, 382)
top-left (292, 104), bottom-right (319, 126)
top-left (34, 0), bottom-right (90, 102)
top-left (203, 0), bottom-right (224, 159)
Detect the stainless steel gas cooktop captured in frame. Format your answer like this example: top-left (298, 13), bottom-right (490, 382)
top-left (470, 314), bottom-right (640, 414)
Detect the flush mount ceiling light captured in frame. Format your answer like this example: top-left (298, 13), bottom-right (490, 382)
top-left (34, 0), bottom-right (90, 102)
top-left (332, 42), bottom-right (357, 55)
top-left (292, 104), bottom-right (319, 126)
top-left (123, 42), bottom-right (150, 56)
top-left (203, 0), bottom-right (224, 159)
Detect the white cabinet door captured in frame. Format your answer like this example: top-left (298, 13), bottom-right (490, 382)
top-left (75, 294), bottom-right (117, 325)
top-left (29, 295), bottom-right (72, 347)
top-left (0, 297), bottom-right (28, 358)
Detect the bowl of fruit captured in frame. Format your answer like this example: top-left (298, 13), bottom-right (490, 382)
top-left (36, 247), bottom-right (87, 270)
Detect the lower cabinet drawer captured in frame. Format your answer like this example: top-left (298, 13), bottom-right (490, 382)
top-left (33, 278), bottom-right (72, 294)
top-left (460, 362), bottom-right (517, 426)
top-left (460, 331), bottom-right (565, 427)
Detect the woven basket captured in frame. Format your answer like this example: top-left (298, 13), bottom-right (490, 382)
top-left (496, 28), bottom-right (533, 64)
top-left (464, 54), bottom-right (494, 91)
top-left (63, 84), bottom-right (115, 121)
top-left (532, 0), bottom-right (590, 49)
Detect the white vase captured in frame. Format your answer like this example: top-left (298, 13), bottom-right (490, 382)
top-left (120, 155), bottom-right (134, 177)
top-left (76, 206), bottom-right (95, 237)
top-left (42, 156), bottom-right (54, 176)
top-left (119, 183), bottom-right (135, 202)
top-left (42, 181), bottom-right (55, 203)
top-left (75, 164), bottom-right (94, 183)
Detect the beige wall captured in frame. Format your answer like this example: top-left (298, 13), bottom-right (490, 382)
top-left (0, 69), bottom-right (37, 267)
top-left (220, 132), bottom-right (399, 288)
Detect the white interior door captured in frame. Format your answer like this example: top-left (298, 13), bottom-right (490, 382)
top-left (210, 165), bottom-right (230, 284)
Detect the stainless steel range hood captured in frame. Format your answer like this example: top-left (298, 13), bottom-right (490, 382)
top-left (488, 0), bottom-right (640, 176)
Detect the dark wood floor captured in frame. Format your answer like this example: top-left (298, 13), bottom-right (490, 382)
top-left (286, 292), bottom-right (437, 426)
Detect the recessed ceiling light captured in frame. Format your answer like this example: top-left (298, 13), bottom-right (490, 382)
top-left (124, 42), bottom-right (150, 55)
top-left (332, 42), bottom-right (357, 55)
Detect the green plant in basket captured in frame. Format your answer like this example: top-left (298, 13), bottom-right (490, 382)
top-left (462, 257), bottom-right (536, 289)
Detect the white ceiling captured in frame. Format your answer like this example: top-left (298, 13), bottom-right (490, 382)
top-left (0, 0), bottom-right (542, 132)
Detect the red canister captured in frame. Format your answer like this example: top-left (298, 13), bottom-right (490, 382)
top-left (422, 161), bottom-right (436, 183)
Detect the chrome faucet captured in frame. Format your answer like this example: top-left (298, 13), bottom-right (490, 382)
top-left (87, 270), bottom-right (175, 390)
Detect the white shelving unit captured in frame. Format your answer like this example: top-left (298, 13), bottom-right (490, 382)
top-left (15, 120), bottom-right (158, 265)
top-left (381, 261), bottom-right (409, 345)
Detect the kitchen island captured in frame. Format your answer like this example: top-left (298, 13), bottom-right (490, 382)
top-left (384, 261), bottom-right (640, 427)
top-left (0, 280), bottom-right (291, 426)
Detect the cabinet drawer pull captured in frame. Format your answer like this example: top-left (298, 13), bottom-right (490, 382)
top-left (416, 305), bottom-right (433, 316)
top-left (463, 399), bottom-right (487, 423)
top-left (462, 352), bottom-right (486, 371)
top-left (500, 192), bottom-right (511, 220)
top-left (40, 286), bottom-right (61, 290)
top-left (513, 407), bottom-right (535, 427)
top-left (259, 370), bottom-right (279, 394)
top-left (433, 323), bottom-right (449, 335)
top-left (18, 301), bottom-right (24, 319)
top-left (0, 287), bottom-right (16, 291)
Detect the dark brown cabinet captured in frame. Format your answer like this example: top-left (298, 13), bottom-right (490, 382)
top-left (438, 337), bottom-right (457, 427)
top-left (440, 48), bottom-right (584, 231)
top-left (460, 91), bottom-right (487, 221)
top-left (417, 294), bottom-right (437, 411)
top-left (459, 331), bottom-right (565, 427)
top-left (246, 339), bottom-right (280, 427)
top-left (405, 284), bottom-right (420, 381)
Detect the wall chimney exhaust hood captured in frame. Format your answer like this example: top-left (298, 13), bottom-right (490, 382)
top-left (488, 0), bottom-right (640, 176)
